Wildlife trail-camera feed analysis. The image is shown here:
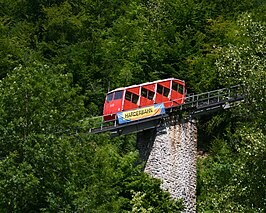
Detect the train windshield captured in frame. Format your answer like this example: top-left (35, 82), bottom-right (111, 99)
top-left (106, 91), bottom-right (123, 102)
top-left (114, 91), bottom-right (123, 100)
top-left (106, 93), bottom-right (113, 102)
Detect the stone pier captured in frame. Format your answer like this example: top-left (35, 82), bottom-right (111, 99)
top-left (137, 117), bottom-right (197, 213)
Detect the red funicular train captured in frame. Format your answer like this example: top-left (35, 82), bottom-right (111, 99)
top-left (103, 78), bottom-right (186, 121)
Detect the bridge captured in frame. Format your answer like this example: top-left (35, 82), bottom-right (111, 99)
top-left (89, 85), bottom-right (244, 137)
top-left (88, 85), bottom-right (244, 213)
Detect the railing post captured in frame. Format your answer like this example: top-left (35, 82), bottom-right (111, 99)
top-left (114, 115), bottom-right (117, 127)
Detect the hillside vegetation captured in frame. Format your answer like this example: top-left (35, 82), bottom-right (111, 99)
top-left (0, 0), bottom-right (265, 212)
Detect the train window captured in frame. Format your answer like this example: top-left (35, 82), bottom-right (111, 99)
top-left (132, 94), bottom-right (139, 104)
top-left (172, 82), bottom-right (178, 91)
top-left (157, 84), bottom-right (163, 94)
top-left (141, 88), bottom-right (154, 100)
top-left (172, 82), bottom-right (184, 94)
top-left (106, 93), bottom-right (113, 102)
top-left (178, 85), bottom-right (184, 94)
top-left (125, 91), bottom-right (139, 104)
top-left (163, 87), bottom-right (170, 97)
top-left (114, 91), bottom-right (123, 100)
top-left (157, 84), bottom-right (169, 97)
top-left (125, 91), bottom-right (131, 101)
top-left (148, 91), bottom-right (155, 100)
top-left (141, 88), bottom-right (148, 97)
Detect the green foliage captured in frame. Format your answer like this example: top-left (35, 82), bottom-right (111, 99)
top-left (216, 13), bottom-right (265, 128)
top-left (0, 61), bottom-right (183, 211)
top-left (0, 62), bottom-right (84, 211)
top-left (197, 128), bottom-right (266, 212)
top-left (1, 0), bottom-right (266, 211)
top-left (197, 13), bottom-right (266, 212)
top-left (0, 62), bottom-right (84, 140)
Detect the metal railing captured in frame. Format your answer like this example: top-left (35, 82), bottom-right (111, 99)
top-left (173, 85), bottom-right (243, 111)
top-left (87, 115), bottom-right (118, 133)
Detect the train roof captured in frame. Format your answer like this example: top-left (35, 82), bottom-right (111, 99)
top-left (107, 78), bottom-right (185, 94)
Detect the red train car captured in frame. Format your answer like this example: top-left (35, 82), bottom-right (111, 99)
top-left (103, 78), bottom-right (186, 121)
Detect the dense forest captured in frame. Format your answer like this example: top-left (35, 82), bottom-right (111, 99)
top-left (0, 0), bottom-right (265, 212)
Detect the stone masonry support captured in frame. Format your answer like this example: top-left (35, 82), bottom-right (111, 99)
top-left (137, 117), bottom-right (197, 213)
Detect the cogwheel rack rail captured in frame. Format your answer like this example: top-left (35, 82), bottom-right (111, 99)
top-left (88, 85), bottom-right (245, 137)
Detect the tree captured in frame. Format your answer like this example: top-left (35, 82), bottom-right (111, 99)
top-left (216, 13), bottom-right (265, 127)
top-left (0, 61), bottom-right (184, 212)
top-left (0, 61), bottom-right (85, 211)
top-left (197, 13), bottom-right (266, 212)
